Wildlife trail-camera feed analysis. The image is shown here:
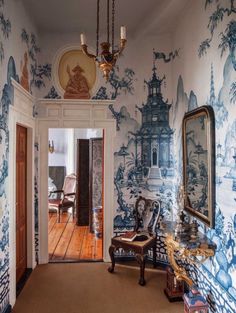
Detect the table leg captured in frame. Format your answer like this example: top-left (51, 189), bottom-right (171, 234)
top-left (136, 254), bottom-right (146, 286)
top-left (108, 244), bottom-right (116, 273)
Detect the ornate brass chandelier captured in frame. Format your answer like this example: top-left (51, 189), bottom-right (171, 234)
top-left (80, 0), bottom-right (127, 81)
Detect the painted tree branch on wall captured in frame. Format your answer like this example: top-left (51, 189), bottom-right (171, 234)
top-left (108, 66), bottom-right (136, 100)
top-left (21, 29), bottom-right (52, 91)
top-left (219, 20), bottom-right (236, 69)
top-left (108, 104), bottom-right (125, 131)
top-left (199, 0), bottom-right (236, 58)
top-left (200, 1), bottom-right (236, 106)
top-left (0, 1), bottom-right (11, 63)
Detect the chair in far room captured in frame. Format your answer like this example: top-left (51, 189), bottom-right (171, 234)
top-left (48, 173), bottom-right (76, 222)
top-left (108, 196), bottom-right (161, 286)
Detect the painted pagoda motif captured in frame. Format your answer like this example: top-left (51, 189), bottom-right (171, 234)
top-left (133, 63), bottom-right (174, 184)
top-left (114, 60), bottom-right (175, 230)
top-left (206, 64), bottom-right (228, 129)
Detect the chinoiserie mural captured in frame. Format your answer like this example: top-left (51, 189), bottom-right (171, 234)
top-left (112, 63), bottom-right (175, 231)
top-left (0, 1), bottom-right (47, 311)
top-left (21, 29), bottom-right (51, 92)
top-left (0, 2), bottom-right (15, 311)
top-left (0, 56), bottom-right (19, 313)
top-left (0, 0), bottom-right (11, 64)
top-left (90, 1), bottom-right (236, 311)
top-left (0, 0), bottom-right (235, 313)
top-left (170, 1), bottom-right (236, 311)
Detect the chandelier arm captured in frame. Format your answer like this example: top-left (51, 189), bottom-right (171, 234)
top-left (113, 39), bottom-right (127, 57)
top-left (81, 44), bottom-right (96, 60)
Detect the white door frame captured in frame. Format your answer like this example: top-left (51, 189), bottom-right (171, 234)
top-left (8, 80), bottom-right (36, 307)
top-left (36, 99), bottom-right (116, 264)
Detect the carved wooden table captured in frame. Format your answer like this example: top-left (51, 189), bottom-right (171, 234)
top-left (161, 222), bottom-right (216, 287)
top-left (108, 235), bottom-right (156, 286)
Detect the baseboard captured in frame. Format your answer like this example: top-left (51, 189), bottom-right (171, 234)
top-left (2, 304), bottom-right (12, 313)
top-left (16, 268), bottom-right (32, 297)
top-left (49, 259), bottom-right (103, 264)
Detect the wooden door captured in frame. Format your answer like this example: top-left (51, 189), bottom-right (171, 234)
top-left (16, 125), bottom-right (27, 284)
top-left (76, 139), bottom-right (89, 226)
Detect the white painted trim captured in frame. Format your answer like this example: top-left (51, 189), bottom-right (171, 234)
top-left (37, 98), bottom-right (113, 105)
top-left (8, 82), bottom-right (36, 307)
top-left (11, 79), bottom-right (35, 103)
top-left (37, 100), bottom-right (116, 264)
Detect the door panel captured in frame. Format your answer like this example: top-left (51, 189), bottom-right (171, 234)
top-left (16, 125), bottom-right (27, 284)
top-left (76, 139), bottom-right (89, 226)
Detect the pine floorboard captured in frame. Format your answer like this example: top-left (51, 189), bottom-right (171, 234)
top-left (48, 212), bottom-right (103, 261)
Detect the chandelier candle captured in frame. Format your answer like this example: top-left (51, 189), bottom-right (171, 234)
top-left (80, 33), bottom-right (86, 45)
top-left (120, 26), bottom-right (126, 40)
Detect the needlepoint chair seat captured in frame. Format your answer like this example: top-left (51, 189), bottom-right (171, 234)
top-left (108, 196), bottom-right (161, 286)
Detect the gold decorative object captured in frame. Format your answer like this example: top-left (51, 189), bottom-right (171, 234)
top-left (165, 233), bottom-right (215, 287)
top-left (48, 140), bottom-right (54, 154)
top-left (80, 0), bottom-right (127, 81)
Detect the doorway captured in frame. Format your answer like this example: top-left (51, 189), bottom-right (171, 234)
top-left (48, 128), bottom-right (103, 262)
top-left (16, 125), bottom-right (29, 290)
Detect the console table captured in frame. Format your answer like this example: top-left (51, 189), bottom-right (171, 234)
top-left (160, 221), bottom-right (216, 286)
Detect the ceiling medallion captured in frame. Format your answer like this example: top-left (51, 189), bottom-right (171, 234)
top-left (80, 0), bottom-right (127, 81)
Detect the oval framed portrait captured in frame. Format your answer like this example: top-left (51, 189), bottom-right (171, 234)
top-left (52, 45), bottom-right (99, 99)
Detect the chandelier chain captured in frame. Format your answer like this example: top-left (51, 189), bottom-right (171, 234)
top-left (96, 0), bottom-right (100, 57)
top-left (112, 0), bottom-right (115, 52)
top-left (107, 0), bottom-right (110, 44)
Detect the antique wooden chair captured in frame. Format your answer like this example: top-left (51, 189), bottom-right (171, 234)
top-left (48, 173), bottom-right (76, 222)
top-left (108, 196), bottom-right (161, 286)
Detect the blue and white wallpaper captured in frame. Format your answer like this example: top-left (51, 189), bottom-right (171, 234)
top-left (0, 0), bottom-right (45, 311)
top-left (172, 1), bottom-right (236, 311)
top-left (91, 1), bottom-right (236, 311)
top-left (109, 64), bottom-right (175, 231)
top-left (0, 0), bottom-right (235, 312)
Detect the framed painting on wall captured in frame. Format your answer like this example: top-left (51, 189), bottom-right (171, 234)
top-left (53, 47), bottom-right (98, 99)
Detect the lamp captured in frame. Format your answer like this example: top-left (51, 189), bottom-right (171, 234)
top-left (48, 140), bottom-right (54, 154)
top-left (80, 0), bottom-right (127, 81)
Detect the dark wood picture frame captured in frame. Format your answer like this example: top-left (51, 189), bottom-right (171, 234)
top-left (182, 105), bottom-right (215, 228)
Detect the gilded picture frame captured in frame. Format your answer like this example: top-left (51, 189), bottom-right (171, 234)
top-left (182, 105), bottom-right (215, 228)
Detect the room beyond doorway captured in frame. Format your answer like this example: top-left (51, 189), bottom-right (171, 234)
top-left (48, 128), bottom-right (103, 262)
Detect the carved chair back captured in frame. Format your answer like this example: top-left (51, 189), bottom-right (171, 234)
top-left (134, 196), bottom-right (161, 235)
top-left (62, 173), bottom-right (76, 201)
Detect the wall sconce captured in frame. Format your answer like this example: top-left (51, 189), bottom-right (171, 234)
top-left (48, 140), bottom-right (54, 153)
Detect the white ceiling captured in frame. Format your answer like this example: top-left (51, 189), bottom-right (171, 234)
top-left (20, 0), bottom-right (189, 36)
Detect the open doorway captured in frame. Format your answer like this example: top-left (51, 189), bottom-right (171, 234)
top-left (48, 128), bottom-right (103, 262)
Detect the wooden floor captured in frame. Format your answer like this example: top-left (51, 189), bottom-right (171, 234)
top-left (48, 212), bottom-right (103, 261)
